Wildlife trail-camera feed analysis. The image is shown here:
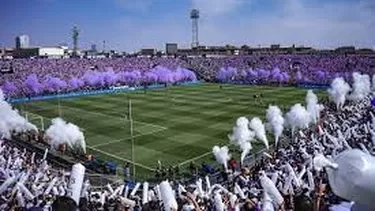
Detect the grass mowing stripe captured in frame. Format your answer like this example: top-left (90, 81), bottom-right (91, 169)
top-left (175, 151), bottom-right (213, 167)
top-left (14, 83), bottom-right (327, 179)
top-left (91, 127), bottom-right (167, 148)
top-left (58, 104), bottom-right (168, 130)
top-left (86, 146), bottom-right (156, 171)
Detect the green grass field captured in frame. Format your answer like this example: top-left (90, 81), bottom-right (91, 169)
top-left (14, 83), bottom-right (324, 179)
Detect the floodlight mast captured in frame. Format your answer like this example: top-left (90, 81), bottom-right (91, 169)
top-left (72, 26), bottom-right (79, 57)
top-left (190, 9), bottom-right (200, 49)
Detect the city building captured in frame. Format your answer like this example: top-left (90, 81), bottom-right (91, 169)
top-left (13, 46), bottom-right (65, 58)
top-left (356, 48), bottom-right (375, 54)
top-left (335, 46), bottom-right (356, 54)
top-left (15, 35), bottom-right (30, 49)
top-left (140, 48), bottom-right (157, 56)
top-left (166, 43), bottom-right (178, 55)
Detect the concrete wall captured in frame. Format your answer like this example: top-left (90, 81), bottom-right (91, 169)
top-left (38, 47), bottom-right (64, 56)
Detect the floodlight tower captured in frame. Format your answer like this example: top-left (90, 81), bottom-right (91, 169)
top-left (190, 9), bottom-right (200, 49)
top-left (72, 26), bottom-right (79, 57)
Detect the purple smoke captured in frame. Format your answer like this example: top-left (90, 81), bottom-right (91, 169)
top-left (24, 74), bottom-right (44, 94)
top-left (69, 77), bottom-right (85, 90)
top-left (44, 76), bottom-right (67, 92)
top-left (1, 81), bottom-right (18, 95)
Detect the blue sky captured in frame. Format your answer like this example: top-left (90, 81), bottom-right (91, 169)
top-left (1, 0), bottom-right (374, 52)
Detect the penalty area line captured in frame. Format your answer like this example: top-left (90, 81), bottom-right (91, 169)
top-left (86, 146), bottom-right (156, 171)
top-left (23, 110), bottom-right (87, 131)
top-left (90, 127), bottom-right (167, 148)
top-left (62, 105), bottom-right (168, 130)
top-left (174, 151), bottom-right (213, 168)
top-left (22, 108), bottom-right (156, 172)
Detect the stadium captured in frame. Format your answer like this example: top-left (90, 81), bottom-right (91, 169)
top-left (1, 1), bottom-right (375, 211)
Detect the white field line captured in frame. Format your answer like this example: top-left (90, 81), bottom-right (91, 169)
top-left (26, 104), bottom-right (224, 131)
top-left (174, 141), bottom-right (234, 168)
top-left (175, 151), bottom-right (213, 167)
top-left (25, 109), bottom-right (159, 171)
top-left (61, 105), bottom-right (168, 130)
top-left (90, 127), bottom-right (167, 148)
top-left (168, 95), bottom-right (233, 104)
top-left (86, 146), bottom-right (156, 171)
top-left (24, 103), bottom-right (225, 170)
top-left (25, 110), bottom-right (90, 131)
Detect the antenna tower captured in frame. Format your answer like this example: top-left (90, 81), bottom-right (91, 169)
top-left (190, 9), bottom-right (200, 49)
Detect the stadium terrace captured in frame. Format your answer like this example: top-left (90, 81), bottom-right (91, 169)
top-left (1, 55), bottom-right (375, 98)
top-left (1, 56), bottom-right (375, 211)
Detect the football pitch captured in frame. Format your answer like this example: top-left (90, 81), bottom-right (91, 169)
top-left (15, 83), bottom-right (324, 179)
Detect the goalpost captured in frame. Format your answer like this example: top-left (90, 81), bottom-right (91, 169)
top-left (23, 111), bottom-right (45, 131)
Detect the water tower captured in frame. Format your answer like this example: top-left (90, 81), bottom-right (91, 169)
top-left (190, 9), bottom-right (200, 49)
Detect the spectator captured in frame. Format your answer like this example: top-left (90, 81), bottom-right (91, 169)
top-left (51, 196), bottom-right (78, 211)
top-left (124, 162), bottom-right (130, 179)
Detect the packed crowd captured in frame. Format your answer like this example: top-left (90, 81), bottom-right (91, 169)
top-left (1, 54), bottom-right (375, 97)
top-left (1, 72), bottom-right (375, 210)
top-left (0, 58), bottom-right (195, 98)
top-left (191, 55), bottom-right (375, 83)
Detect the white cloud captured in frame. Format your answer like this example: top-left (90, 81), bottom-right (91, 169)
top-left (102, 14), bottom-right (191, 52)
top-left (114, 0), bottom-right (154, 12)
top-left (195, 0), bottom-right (375, 48)
top-left (105, 0), bottom-right (374, 51)
top-left (191, 0), bottom-right (247, 16)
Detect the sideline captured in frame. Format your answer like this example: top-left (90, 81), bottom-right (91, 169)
top-left (8, 81), bottom-right (202, 104)
top-left (86, 146), bottom-right (156, 171)
top-left (61, 106), bottom-right (168, 130)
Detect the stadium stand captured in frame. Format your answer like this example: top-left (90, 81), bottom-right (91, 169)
top-left (1, 56), bottom-right (375, 210)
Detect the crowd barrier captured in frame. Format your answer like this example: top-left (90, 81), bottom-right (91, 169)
top-left (296, 83), bottom-right (330, 89)
top-left (219, 81), bottom-right (330, 89)
top-left (7, 81), bottom-right (201, 104)
top-left (6, 81), bottom-right (329, 104)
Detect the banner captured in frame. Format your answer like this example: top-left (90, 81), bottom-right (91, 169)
top-left (1, 68), bottom-right (13, 74)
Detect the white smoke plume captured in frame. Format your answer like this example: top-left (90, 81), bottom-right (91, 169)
top-left (348, 72), bottom-right (371, 101)
top-left (240, 142), bottom-right (252, 164)
top-left (266, 105), bottom-right (284, 146)
top-left (371, 116), bottom-right (375, 147)
top-left (249, 117), bottom-right (269, 149)
top-left (160, 181), bottom-right (178, 211)
top-left (45, 118), bottom-right (86, 154)
top-left (212, 146), bottom-right (231, 171)
top-left (228, 117), bottom-right (255, 162)
top-left (262, 192), bottom-right (274, 211)
top-left (306, 90), bottom-right (323, 124)
top-left (285, 104), bottom-right (310, 135)
top-left (214, 192), bottom-right (224, 211)
top-left (327, 77), bottom-right (351, 110)
top-left (228, 117), bottom-right (255, 146)
top-left (260, 171), bottom-right (284, 206)
top-left (0, 90), bottom-right (4, 101)
top-left (0, 89), bottom-right (38, 139)
top-left (313, 153), bottom-right (338, 172)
